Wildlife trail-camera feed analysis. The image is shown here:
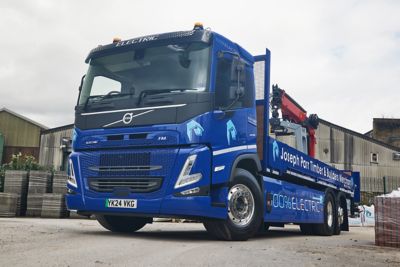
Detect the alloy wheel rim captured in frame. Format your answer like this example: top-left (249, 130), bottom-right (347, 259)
top-left (327, 201), bottom-right (333, 227)
top-left (228, 184), bottom-right (255, 227)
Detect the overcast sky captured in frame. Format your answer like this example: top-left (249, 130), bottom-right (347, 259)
top-left (0, 0), bottom-right (399, 133)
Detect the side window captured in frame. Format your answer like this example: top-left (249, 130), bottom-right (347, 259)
top-left (215, 57), bottom-right (234, 109)
top-left (90, 76), bottom-right (121, 96)
top-left (243, 66), bottom-right (255, 107)
top-left (215, 56), bottom-right (255, 109)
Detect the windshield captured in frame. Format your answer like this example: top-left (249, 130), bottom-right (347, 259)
top-left (78, 42), bottom-right (210, 107)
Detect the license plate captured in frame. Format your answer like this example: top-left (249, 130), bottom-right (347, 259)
top-left (105, 199), bottom-right (137, 209)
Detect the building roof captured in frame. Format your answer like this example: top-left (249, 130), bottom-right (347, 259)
top-left (319, 118), bottom-right (400, 152)
top-left (0, 107), bottom-right (49, 130)
top-left (41, 123), bottom-right (74, 134)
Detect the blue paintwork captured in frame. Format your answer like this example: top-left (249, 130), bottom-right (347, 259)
top-left (265, 136), bottom-right (355, 195)
top-left (263, 176), bottom-right (324, 223)
top-left (67, 29), bottom-right (357, 223)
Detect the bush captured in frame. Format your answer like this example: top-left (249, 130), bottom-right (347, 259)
top-left (3, 153), bottom-right (41, 171)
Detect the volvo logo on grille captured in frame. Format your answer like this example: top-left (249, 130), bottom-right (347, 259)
top-left (123, 113), bottom-right (134, 124)
top-left (103, 109), bottom-right (154, 128)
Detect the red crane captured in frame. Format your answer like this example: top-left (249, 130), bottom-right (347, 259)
top-left (270, 85), bottom-right (319, 158)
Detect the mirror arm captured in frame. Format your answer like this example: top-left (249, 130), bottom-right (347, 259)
top-left (76, 74), bottom-right (86, 107)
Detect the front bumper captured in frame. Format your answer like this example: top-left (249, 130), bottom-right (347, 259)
top-left (66, 192), bottom-right (226, 219)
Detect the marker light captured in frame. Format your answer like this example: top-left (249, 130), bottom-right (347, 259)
top-left (193, 22), bottom-right (204, 30)
top-left (67, 159), bottom-right (78, 188)
top-left (113, 37), bottom-right (122, 43)
top-left (180, 187), bottom-right (200, 196)
top-left (174, 155), bottom-right (202, 189)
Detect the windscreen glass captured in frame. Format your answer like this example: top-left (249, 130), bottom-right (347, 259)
top-left (78, 42), bottom-right (210, 108)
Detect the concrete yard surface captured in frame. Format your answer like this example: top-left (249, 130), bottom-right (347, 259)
top-left (0, 218), bottom-right (399, 267)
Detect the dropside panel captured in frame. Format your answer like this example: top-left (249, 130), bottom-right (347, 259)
top-left (263, 176), bottom-right (324, 223)
top-left (266, 136), bottom-right (355, 194)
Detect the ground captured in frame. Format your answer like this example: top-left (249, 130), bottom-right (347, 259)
top-left (0, 218), bottom-right (399, 267)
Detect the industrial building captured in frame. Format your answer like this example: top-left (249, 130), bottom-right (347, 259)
top-left (372, 118), bottom-right (400, 149)
top-left (0, 108), bottom-right (48, 164)
top-left (38, 124), bottom-right (73, 171)
top-left (314, 119), bottom-right (400, 204)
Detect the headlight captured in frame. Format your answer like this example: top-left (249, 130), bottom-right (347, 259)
top-left (174, 155), bottom-right (202, 189)
top-left (67, 159), bottom-right (78, 188)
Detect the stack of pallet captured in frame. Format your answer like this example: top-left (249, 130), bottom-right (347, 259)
top-left (0, 171), bottom-right (29, 217)
top-left (41, 171), bottom-right (69, 218)
top-left (41, 193), bottom-right (69, 218)
top-left (375, 195), bottom-right (400, 248)
top-left (26, 171), bottom-right (52, 217)
top-left (0, 193), bottom-right (21, 217)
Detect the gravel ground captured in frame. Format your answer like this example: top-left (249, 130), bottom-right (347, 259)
top-left (0, 218), bottom-right (399, 267)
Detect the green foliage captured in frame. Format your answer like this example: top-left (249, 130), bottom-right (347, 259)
top-left (0, 153), bottom-right (50, 192)
top-left (3, 153), bottom-right (41, 171)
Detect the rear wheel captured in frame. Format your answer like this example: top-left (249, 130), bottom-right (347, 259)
top-left (203, 168), bottom-right (263, 241)
top-left (96, 215), bottom-right (150, 233)
top-left (314, 193), bottom-right (335, 236)
top-left (334, 193), bottom-right (348, 235)
top-left (300, 224), bottom-right (314, 235)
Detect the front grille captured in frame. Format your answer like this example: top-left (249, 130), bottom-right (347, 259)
top-left (98, 153), bottom-right (151, 176)
top-left (89, 177), bottom-right (163, 193)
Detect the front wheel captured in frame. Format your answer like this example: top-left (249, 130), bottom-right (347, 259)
top-left (203, 168), bottom-right (263, 241)
top-left (96, 215), bottom-right (151, 233)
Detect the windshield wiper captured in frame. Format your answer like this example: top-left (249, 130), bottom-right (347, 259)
top-left (83, 92), bottom-right (134, 110)
top-left (137, 88), bottom-right (198, 106)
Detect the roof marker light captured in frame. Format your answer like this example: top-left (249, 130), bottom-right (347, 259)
top-left (113, 37), bottom-right (122, 43)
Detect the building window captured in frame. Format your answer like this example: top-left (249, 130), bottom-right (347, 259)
top-left (370, 152), bottom-right (379, 164)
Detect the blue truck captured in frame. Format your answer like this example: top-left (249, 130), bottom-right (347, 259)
top-left (66, 23), bottom-right (359, 240)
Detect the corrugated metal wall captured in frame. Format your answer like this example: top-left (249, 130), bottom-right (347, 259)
top-left (0, 111), bottom-right (43, 163)
top-left (314, 122), bottom-right (400, 197)
top-left (39, 128), bottom-right (73, 171)
top-left (0, 111), bottom-right (42, 147)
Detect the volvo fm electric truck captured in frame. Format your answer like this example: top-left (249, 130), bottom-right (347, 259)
top-left (66, 23), bottom-right (359, 240)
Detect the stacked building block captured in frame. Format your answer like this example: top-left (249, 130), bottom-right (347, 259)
top-left (26, 171), bottom-right (52, 217)
top-left (0, 171), bottom-right (29, 216)
top-left (0, 193), bottom-right (21, 217)
top-left (41, 171), bottom-right (69, 218)
top-left (375, 196), bottom-right (400, 248)
top-left (41, 193), bottom-right (69, 218)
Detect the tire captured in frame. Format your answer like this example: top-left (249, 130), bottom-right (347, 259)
top-left (314, 192), bottom-right (335, 236)
top-left (300, 224), bottom-right (314, 235)
top-left (334, 193), bottom-right (348, 235)
top-left (203, 168), bottom-right (263, 241)
top-left (96, 215), bottom-right (150, 233)
top-left (258, 223), bottom-right (270, 234)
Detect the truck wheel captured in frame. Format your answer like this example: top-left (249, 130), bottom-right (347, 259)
top-left (300, 224), bottom-right (314, 235)
top-left (96, 215), bottom-right (150, 233)
top-left (314, 193), bottom-right (335, 236)
top-left (203, 168), bottom-right (263, 241)
top-left (334, 193), bottom-right (348, 235)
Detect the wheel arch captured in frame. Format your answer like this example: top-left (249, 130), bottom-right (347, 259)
top-left (229, 154), bottom-right (262, 186)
